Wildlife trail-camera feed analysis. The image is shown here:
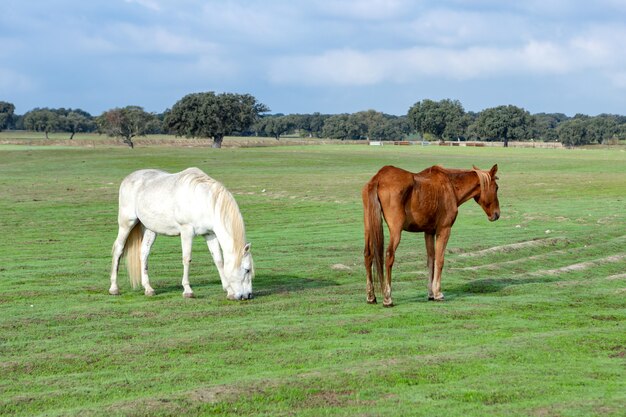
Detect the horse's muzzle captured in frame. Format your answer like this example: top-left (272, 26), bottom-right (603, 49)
top-left (490, 211), bottom-right (500, 221)
top-left (228, 293), bottom-right (253, 301)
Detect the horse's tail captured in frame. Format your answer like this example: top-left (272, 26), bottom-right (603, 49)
top-left (363, 179), bottom-right (385, 291)
top-left (123, 222), bottom-right (143, 289)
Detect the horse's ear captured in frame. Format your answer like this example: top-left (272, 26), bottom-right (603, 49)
top-left (472, 165), bottom-right (480, 171)
top-left (490, 164), bottom-right (498, 178)
top-left (244, 243), bottom-right (251, 253)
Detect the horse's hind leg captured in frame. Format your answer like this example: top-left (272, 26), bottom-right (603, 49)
top-left (110, 222), bottom-right (135, 295)
top-left (383, 226), bottom-right (402, 307)
top-left (362, 188), bottom-right (377, 304)
top-left (140, 229), bottom-right (157, 296)
top-left (364, 237), bottom-right (377, 304)
top-left (180, 227), bottom-right (195, 298)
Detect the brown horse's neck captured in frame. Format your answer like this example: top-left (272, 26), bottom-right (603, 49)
top-left (448, 170), bottom-right (481, 205)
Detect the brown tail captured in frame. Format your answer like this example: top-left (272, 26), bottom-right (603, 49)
top-left (123, 222), bottom-right (143, 289)
top-left (363, 180), bottom-right (385, 291)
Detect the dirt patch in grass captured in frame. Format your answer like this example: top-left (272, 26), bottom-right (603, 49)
top-left (457, 238), bottom-right (566, 258)
top-left (331, 263), bottom-right (352, 271)
top-left (302, 390), bottom-right (359, 408)
top-left (530, 254), bottom-right (626, 277)
top-left (607, 273), bottom-right (626, 280)
top-left (100, 397), bottom-right (183, 417)
top-left (188, 385), bottom-right (245, 404)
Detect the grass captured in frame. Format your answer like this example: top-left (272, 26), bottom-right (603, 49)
top-left (0, 132), bottom-right (330, 147)
top-left (0, 142), bottom-right (625, 416)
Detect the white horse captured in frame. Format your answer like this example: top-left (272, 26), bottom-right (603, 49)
top-left (109, 167), bottom-right (254, 300)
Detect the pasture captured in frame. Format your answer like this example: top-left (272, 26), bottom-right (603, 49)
top-left (0, 143), bottom-right (625, 416)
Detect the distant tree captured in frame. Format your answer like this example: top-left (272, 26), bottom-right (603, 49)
top-left (165, 92), bottom-right (269, 148)
top-left (145, 112), bottom-right (166, 134)
top-left (255, 115), bottom-right (296, 139)
top-left (63, 109), bottom-right (96, 139)
top-left (293, 113), bottom-right (329, 138)
top-left (533, 113), bottom-right (569, 142)
top-left (470, 105), bottom-right (534, 147)
top-left (22, 107), bottom-right (97, 139)
top-left (0, 101), bottom-right (15, 131)
top-left (319, 111), bottom-right (410, 141)
top-left (97, 106), bottom-right (155, 148)
top-left (586, 114), bottom-right (620, 144)
top-left (321, 114), bottom-right (351, 140)
top-left (407, 99), bottom-right (467, 141)
top-left (554, 113), bottom-right (623, 146)
top-left (322, 113), bottom-right (369, 140)
top-left (369, 116), bottom-right (410, 141)
top-left (444, 112), bottom-right (472, 141)
top-left (352, 110), bottom-right (387, 140)
top-left (557, 118), bottom-right (589, 146)
top-left (23, 108), bottom-right (61, 139)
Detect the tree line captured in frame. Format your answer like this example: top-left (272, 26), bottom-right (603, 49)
top-left (1, 96), bottom-right (625, 148)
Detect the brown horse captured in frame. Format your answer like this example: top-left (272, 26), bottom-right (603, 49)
top-left (362, 164), bottom-right (500, 306)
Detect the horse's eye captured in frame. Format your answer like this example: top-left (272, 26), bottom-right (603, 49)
top-left (244, 268), bottom-right (251, 274)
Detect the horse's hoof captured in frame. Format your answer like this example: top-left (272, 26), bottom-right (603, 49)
top-left (109, 288), bottom-right (120, 296)
top-left (383, 302), bottom-right (394, 308)
top-left (145, 289), bottom-right (156, 296)
top-left (183, 292), bottom-right (195, 299)
top-left (429, 294), bottom-right (445, 301)
top-left (367, 298), bottom-right (377, 304)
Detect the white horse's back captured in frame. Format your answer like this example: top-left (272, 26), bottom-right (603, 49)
top-left (110, 167), bottom-right (254, 300)
top-left (119, 168), bottom-right (218, 236)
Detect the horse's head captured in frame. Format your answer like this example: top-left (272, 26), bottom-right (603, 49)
top-left (225, 243), bottom-right (254, 301)
top-left (473, 164), bottom-right (500, 222)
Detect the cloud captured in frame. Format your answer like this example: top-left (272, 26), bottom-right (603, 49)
top-left (75, 23), bottom-right (220, 57)
top-left (406, 9), bottom-right (529, 47)
top-left (268, 18), bottom-right (626, 90)
top-left (267, 45), bottom-right (542, 86)
top-left (116, 24), bottom-right (219, 55)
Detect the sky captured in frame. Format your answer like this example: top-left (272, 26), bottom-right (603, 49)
top-left (2, 0), bottom-right (626, 117)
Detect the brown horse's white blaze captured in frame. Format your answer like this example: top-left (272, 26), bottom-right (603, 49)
top-left (362, 164), bottom-right (500, 306)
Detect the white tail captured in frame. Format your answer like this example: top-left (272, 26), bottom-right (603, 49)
top-left (123, 222), bottom-right (143, 289)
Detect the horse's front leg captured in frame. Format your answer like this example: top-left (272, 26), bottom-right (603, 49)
top-left (431, 228), bottom-right (451, 301)
top-left (204, 234), bottom-right (229, 293)
top-left (424, 233), bottom-right (435, 299)
top-left (140, 229), bottom-right (157, 296)
top-left (180, 228), bottom-right (195, 298)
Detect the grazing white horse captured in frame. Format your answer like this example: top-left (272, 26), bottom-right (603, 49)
top-left (109, 167), bottom-right (254, 300)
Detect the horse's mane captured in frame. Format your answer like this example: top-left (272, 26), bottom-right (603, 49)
top-left (472, 167), bottom-right (492, 201)
top-left (430, 165), bottom-right (491, 200)
top-left (178, 168), bottom-right (247, 265)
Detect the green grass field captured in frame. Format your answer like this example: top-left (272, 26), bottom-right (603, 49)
top-left (1, 142), bottom-right (625, 416)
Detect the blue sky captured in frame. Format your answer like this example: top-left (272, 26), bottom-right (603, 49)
top-left (2, 0), bottom-right (626, 116)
